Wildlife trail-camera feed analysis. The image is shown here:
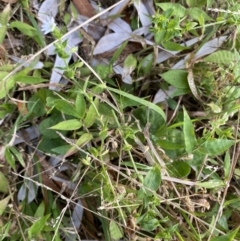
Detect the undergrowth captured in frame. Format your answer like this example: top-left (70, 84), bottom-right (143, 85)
top-left (0, 0), bottom-right (240, 241)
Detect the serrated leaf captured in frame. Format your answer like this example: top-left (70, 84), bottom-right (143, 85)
top-left (75, 93), bottom-right (86, 119)
top-left (0, 171), bottom-right (9, 193)
top-left (161, 70), bottom-right (189, 89)
top-left (143, 166), bottom-right (161, 192)
top-left (204, 50), bottom-right (240, 64)
top-left (28, 214), bottom-right (51, 239)
top-left (83, 98), bottom-right (99, 128)
top-left (50, 119), bottom-right (82, 130)
top-left (202, 139), bottom-right (235, 156)
top-left (109, 221), bottom-right (123, 240)
top-left (0, 195), bottom-right (10, 215)
top-left (156, 3), bottom-right (186, 17)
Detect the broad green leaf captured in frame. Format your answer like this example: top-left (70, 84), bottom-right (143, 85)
top-left (28, 214), bottom-right (51, 239)
top-left (0, 195), bottom-right (10, 215)
top-left (186, 0), bottom-right (206, 7)
top-left (5, 148), bottom-right (15, 169)
top-left (0, 103), bottom-right (15, 118)
top-left (50, 119), bottom-right (82, 130)
top-left (224, 150), bottom-right (230, 180)
top-left (0, 72), bottom-right (15, 99)
top-left (167, 161), bottom-right (191, 178)
top-left (0, 4), bottom-right (11, 43)
top-left (83, 98), bottom-right (99, 128)
top-left (34, 201), bottom-right (45, 218)
top-left (95, 64), bottom-right (112, 79)
top-left (197, 179), bottom-right (224, 189)
top-left (0, 171), bottom-right (9, 193)
top-left (64, 133), bottom-right (93, 158)
top-left (204, 50), bottom-right (240, 64)
top-left (9, 146), bottom-right (25, 168)
top-left (106, 86), bottom-right (166, 121)
top-left (202, 139), bottom-right (235, 156)
top-left (16, 76), bottom-right (47, 84)
top-left (133, 107), bottom-right (165, 134)
top-left (162, 41), bottom-right (190, 51)
top-left (109, 221), bottom-right (123, 240)
top-left (10, 21), bottom-right (37, 38)
top-left (183, 107), bottom-right (197, 153)
top-left (210, 227), bottom-right (239, 241)
top-left (123, 54), bottom-right (137, 75)
top-left (156, 3), bottom-right (186, 17)
top-left (187, 8), bottom-right (212, 21)
top-left (138, 53), bottom-right (154, 75)
top-left (143, 166), bottom-right (161, 191)
top-left (55, 99), bottom-right (81, 118)
top-left (75, 93), bottom-right (86, 119)
top-left (161, 70), bottom-right (189, 89)
top-left (157, 139), bottom-right (183, 150)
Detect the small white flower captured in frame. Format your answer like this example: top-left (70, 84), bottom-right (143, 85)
top-left (41, 16), bottom-right (56, 35)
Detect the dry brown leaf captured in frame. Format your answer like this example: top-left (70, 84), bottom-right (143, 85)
top-left (1, 0), bottom-right (18, 4)
top-left (0, 44), bottom-right (7, 61)
top-left (72, 0), bottom-right (95, 18)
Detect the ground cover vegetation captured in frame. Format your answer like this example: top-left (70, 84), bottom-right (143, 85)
top-left (0, 0), bottom-right (240, 240)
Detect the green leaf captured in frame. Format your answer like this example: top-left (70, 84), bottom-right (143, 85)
top-left (204, 50), bottom-right (240, 64)
top-left (28, 214), bottom-right (51, 239)
top-left (143, 166), bottom-right (161, 192)
top-left (183, 107), bottom-right (197, 153)
top-left (210, 227), bottom-right (239, 241)
top-left (106, 86), bottom-right (166, 121)
top-left (162, 41), bottom-right (190, 51)
top-left (156, 3), bottom-right (186, 17)
top-left (197, 179), bottom-right (224, 189)
top-left (10, 21), bottom-right (37, 38)
top-left (64, 133), bottom-right (93, 158)
top-left (9, 146), bottom-right (25, 168)
top-left (110, 40), bottom-right (128, 65)
top-left (50, 119), bottom-right (82, 130)
top-left (161, 70), bottom-right (189, 89)
top-left (167, 161), bottom-right (191, 178)
top-left (0, 4), bottom-right (11, 44)
top-left (202, 139), bottom-right (235, 156)
top-left (187, 7), bottom-right (212, 21)
top-left (75, 93), bottom-right (86, 119)
top-left (138, 53), bottom-right (154, 75)
top-left (54, 99), bottom-right (81, 118)
top-left (109, 221), bottom-right (123, 240)
top-left (83, 98), bottom-right (99, 128)
top-left (133, 107), bottom-right (165, 134)
top-left (0, 171), bottom-right (9, 193)
top-left (16, 76), bottom-right (47, 84)
top-left (224, 150), bottom-right (230, 180)
top-left (0, 195), bottom-right (10, 215)
top-left (5, 147), bottom-right (15, 169)
top-left (0, 72), bottom-right (15, 99)
top-left (123, 54), bottom-right (137, 75)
